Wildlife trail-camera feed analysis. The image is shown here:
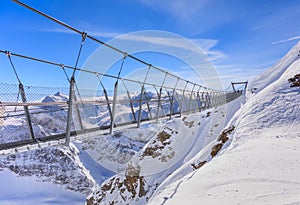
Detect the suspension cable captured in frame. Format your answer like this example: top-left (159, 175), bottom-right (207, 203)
top-left (117, 53), bottom-right (127, 80)
top-left (5, 51), bottom-right (22, 111)
top-left (0, 50), bottom-right (202, 93)
top-left (96, 74), bottom-right (104, 90)
top-left (11, 0), bottom-right (220, 92)
top-left (143, 64), bottom-right (151, 85)
top-left (5, 51), bottom-right (22, 84)
top-left (161, 72), bottom-right (168, 87)
top-left (60, 64), bottom-right (70, 82)
top-left (72, 32), bottom-right (87, 77)
top-left (120, 78), bottom-right (130, 94)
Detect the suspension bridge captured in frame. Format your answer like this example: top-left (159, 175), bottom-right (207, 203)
top-left (0, 0), bottom-right (245, 154)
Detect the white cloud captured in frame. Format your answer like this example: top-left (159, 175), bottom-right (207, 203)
top-left (39, 28), bottom-right (122, 38)
top-left (119, 34), bottom-right (225, 61)
top-left (88, 31), bottom-right (123, 38)
top-left (39, 27), bottom-right (225, 61)
top-left (272, 36), bottom-right (300, 45)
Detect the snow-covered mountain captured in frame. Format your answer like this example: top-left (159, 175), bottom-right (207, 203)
top-left (1, 41), bottom-right (299, 205)
top-left (0, 145), bottom-right (93, 194)
top-left (148, 42), bottom-right (300, 205)
top-left (0, 90), bottom-right (180, 204)
top-left (0, 144), bottom-right (94, 204)
top-left (84, 41), bottom-right (300, 205)
top-left (84, 92), bottom-right (243, 204)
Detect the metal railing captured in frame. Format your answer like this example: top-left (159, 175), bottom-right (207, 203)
top-left (0, 1), bottom-right (243, 153)
top-left (0, 79), bottom-right (242, 152)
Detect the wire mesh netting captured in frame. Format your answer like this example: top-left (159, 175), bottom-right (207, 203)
top-left (0, 79), bottom-right (242, 150)
top-left (0, 49), bottom-right (243, 151)
top-left (0, 83), bottom-right (71, 145)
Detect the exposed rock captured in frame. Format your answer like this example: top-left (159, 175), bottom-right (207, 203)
top-left (211, 143), bottom-right (223, 157)
top-left (141, 129), bottom-right (174, 162)
top-left (191, 161), bottom-right (207, 170)
top-left (86, 165), bottom-right (148, 205)
top-left (211, 125), bottom-right (235, 157)
top-left (157, 131), bottom-right (171, 145)
top-left (217, 125), bottom-right (235, 143)
top-left (288, 74), bottom-right (300, 87)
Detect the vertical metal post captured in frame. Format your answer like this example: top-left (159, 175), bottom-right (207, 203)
top-left (188, 83), bottom-right (196, 114)
top-left (231, 82), bottom-right (236, 92)
top-left (205, 91), bottom-right (209, 109)
top-left (207, 92), bottom-right (211, 108)
top-left (110, 81), bottom-right (118, 134)
top-left (201, 92), bottom-right (205, 111)
top-left (137, 84), bottom-right (144, 128)
top-left (207, 92), bottom-right (212, 108)
top-left (169, 89), bottom-right (175, 119)
top-left (60, 64), bottom-right (83, 130)
top-left (169, 77), bottom-right (180, 119)
top-left (156, 73), bottom-right (167, 123)
top-left (196, 91), bottom-right (200, 111)
top-left (211, 92), bottom-right (214, 107)
top-left (126, 90), bottom-right (136, 122)
top-left (5, 51), bottom-right (35, 141)
top-left (245, 81), bottom-right (248, 90)
top-left (156, 87), bottom-right (162, 122)
top-left (196, 86), bottom-right (201, 112)
top-left (73, 93), bottom-right (84, 131)
top-left (97, 76), bottom-right (114, 125)
top-left (65, 77), bottom-right (75, 145)
top-left (144, 90), bottom-right (152, 120)
top-left (180, 81), bottom-right (188, 117)
top-left (19, 83), bottom-right (35, 142)
top-left (137, 65), bottom-right (151, 128)
top-left (121, 79), bottom-right (136, 123)
top-left (103, 88), bottom-right (113, 121)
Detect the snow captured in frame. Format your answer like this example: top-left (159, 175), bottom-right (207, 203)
top-left (149, 41), bottom-right (300, 205)
top-left (85, 93), bottom-right (244, 204)
top-left (247, 41), bottom-right (300, 95)
top-left (0, 40), bottom-right (299, 205)
top-left (149, 128), bottom-right (300, 205)
top-left (0, 169), bottom-right (85, 205)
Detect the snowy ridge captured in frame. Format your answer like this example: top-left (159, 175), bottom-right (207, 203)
top-left (149, 42), bottom-right (300, 205)
top-left (248, 41), bottom-right (300, 95)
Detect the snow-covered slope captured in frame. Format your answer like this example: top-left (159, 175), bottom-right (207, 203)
top-left (248, 41), bottom-right (300, 95)
top-left (0, 145), bottom-right (94, 193)
top-left (85, 93), bottom-right (244, 204)
top-left (0, 144), bottom-right (95, 204)
top-left (149, 42), bottom-right (300, 205)
top-left (1, 41), bottom-right (299, 205)
top-left (0, 169), bottom-right (85, 205)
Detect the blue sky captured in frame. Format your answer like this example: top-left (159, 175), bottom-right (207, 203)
top-left (1, 0), bottom-right (300, 89)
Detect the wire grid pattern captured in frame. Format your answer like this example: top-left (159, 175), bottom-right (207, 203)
top-left (0, 83), bottom-right (72, 144)
top-left (0, 80), bottom-right (242, 150)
